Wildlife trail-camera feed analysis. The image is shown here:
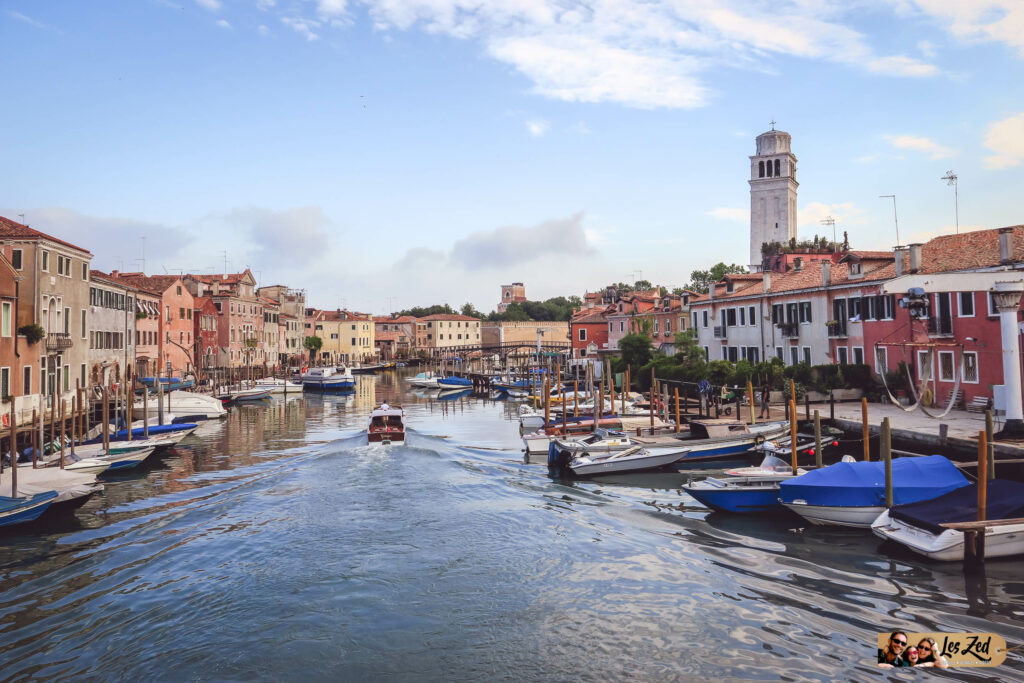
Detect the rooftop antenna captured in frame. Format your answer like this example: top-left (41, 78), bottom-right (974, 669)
top-left (941, 170), bottom-right (959, 234)
top-left (820, 216), bottom-right (836, 250)
top-left (17, 214), bottom-right (25, 225)
top-left (879, 195), bottom-right (900, 247)
top-left (140, 236), bottom-right (146, 272)
top-left (222, 250), bottom-right (228, 273)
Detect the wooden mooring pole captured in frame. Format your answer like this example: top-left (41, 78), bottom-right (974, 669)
top-left (674, 387), bottom-right (681, 434)
top-left (862, 397), bottom-right (870, 461)
top-left (813, 409), bottom-right (822, 469)
top-left (882, 417), bottom-right (892, 508)
top-left (789, 398), bottom-right (798, 476)
top-left (964, 430), bottom-right (989, 574)
top-left (747, 380), bottom-right (755, 425)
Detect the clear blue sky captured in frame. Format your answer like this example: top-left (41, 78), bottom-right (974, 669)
top-left (3, 1), bottom-right (1023, 313)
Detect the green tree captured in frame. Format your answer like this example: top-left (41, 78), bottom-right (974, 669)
top-left (687, 263), bottom-right (747, 294)
top-left (619, 333), bottom-right (653, 371)
top-left (303, 335), bottom-right (323, 360)
top-left (460, 302), bottom-right (484, 318)
top-left (633, 279), bottom-right (653, 291)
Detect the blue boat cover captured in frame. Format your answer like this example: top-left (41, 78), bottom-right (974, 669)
top-left (779, 455), bottom-right (968, 507)
top-left (112, 423), bottom-right (197, 439)
top-left (438, 376), bottom-right (472, 387)
top-left (890, 479), bottom-right (1024, 535)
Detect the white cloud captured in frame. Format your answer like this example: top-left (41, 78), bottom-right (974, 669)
top-left (216, 19), bottom-right (231, 29)
top-left (907, 0), bottom-right (1024, 56)
top-left (882, 134), bottom-right (955, 158)
top-left (450, 213), bottom-right (594, 269)
top-left (256, 0), bottom-right (276, 9)
top-left (195, 0), bottom-right (221, 11)
top-left (6, 10), bottom-right (46, 28)
top-left (983, 112), bottom-right (1024, 169)
top-left (258, 24), bottom-right (269, 35)
top-left (526, 118), bottom-right (549, 137)
top-left (223, 206), bottom-right (333, 265)
top-left (917, 39), bottom-right (937, 57)
top-left (706, 207), bottom-right (748, 222)
top-left (864, 55), bottom-right (938, 77)
top-left (282, 16), bottom-right (320, 41)
top-left (317, 0), bottom-right (347, 17)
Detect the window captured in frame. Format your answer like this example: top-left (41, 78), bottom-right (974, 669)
top-left (802, 347), bottom-right (811, 364)
top-left (775, 346), bottom-right (783, 360)
top-left (579, 328), bottom-right (587, 341)
top-left (665, 319), bottom-right (671, 334)
top-left (747, 347), bottom-right (759, 363)
top-left (748, 306), bottom-right (756, 326)
top-left (758, 160), bottom-right (765, 178)
top-left (848, 297), bottom-right (862, 321)
top-left (798, 301), bottom-right (812, 323)
top-left (351, 337), bottom-right (356, 344)
top-left (958, 292), bottom-right (975, 317)
top-left (853, 346), bottom-right (864, 364)
top-left (790, 347), bottom-right (799, 366)
top-left (620, 321), bottom-right (625, 333)
top-left (82, 262), bottom-right (88, 280)
top-left (702, 311), bottom-right (708, 327)
top-left (11, 249), bottom-right (22, 270)
top-left (881, 294), bottom-right (895, 320)
top-left (23, 365), bottom-right (31, 394)
top-left (725, 308), bottom-right (736, 326)
top-left (0, 367), bottom-right (8, 398)
top-left (774, 159), bottom-right (780, 176)
top-left (653, 320), bottom-right (659, 334)
top-left (786, 302), bottom-right (798, 324)
top-left (177, 285), bottom-right (182, 295)
top-left (608, 322), bottom-right (613, 333)
top-left (738, 307), bottom-right (745, 325)
top-left (772, 303), bottom-right (783, 324)
top-left (917, 350), bottom-right (933, 382)
top-left (81, 309), bottom-right (87, 338)
top-left (41, 250), bottom-right (49, 272)
top-left (63, 365), bottom-right (70, 392)
top-left (836, 346), bottom-right (848, 364)
top-left (64, 307), bottom-right (70, 334)
top-left (938, 350), bottom-right (955, 382)
top-left (0, 302), bottom-right (9, 337)
top-left (963, 351), bottom-right (979, 383)
top-left (702, 346), bottom-right (709, 360)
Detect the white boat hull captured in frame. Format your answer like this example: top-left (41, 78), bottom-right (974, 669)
top-left (871, 510), bottom-right (1024, 561)
top-left (570, 446), bottom-right (689, 476)
top-left (782, 501), bottom-right (885, 528)
top-left (1, 468), bottom-right (102, 504)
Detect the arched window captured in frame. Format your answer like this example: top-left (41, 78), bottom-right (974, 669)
top-left (774, 159), bottom-right (781, 176)
top-left (765, 160), bottom-right (772, 177)
top-left (758, 160), bottom-right (764, 178)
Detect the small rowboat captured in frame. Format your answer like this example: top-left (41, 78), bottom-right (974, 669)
top-left (368, 404), bottom-right (406, 445)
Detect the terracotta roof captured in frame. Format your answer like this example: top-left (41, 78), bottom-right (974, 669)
top-left (187, 271), bottom-right (254, 285)
top-left (260, 296), bottom-right (280, 306)
top-left (90, 270), bottom-right (138, 291)
top-left (691, 258), bottom-right (897, 303)
top-left (375, 331), bottom-right (400, 341)
top-left (418, 313), bottom-right (480, 321)
top-left (917, 226), bottom-right (1024, 273)
top-left (847, 250), bottom-right (895, 260)
top-left (314, 309), bottom-right (372, 321)
top-left (573, 310), bottom-right (611, 324)
top-left (105, 272), bottom-right (183, 296)
top-left (0, 215), bottom-right (92, 255)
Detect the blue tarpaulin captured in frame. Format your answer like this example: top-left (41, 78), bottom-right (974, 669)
top-left (779, 455), bottom-right (968, 507)
top-left (890, 479), bottom-right (1024, 534)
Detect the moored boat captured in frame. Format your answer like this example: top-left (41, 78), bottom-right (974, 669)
top-left (871, 479), bottom-right (1024, 561)
top-left (780, 455), bottom-right (970, 528)
top-left (683, 475), bottom-right (791, 514)
top-left (564, 443), bottom-right (692, 477)
top-left (0, 490), bottom-right (58, 527)
top-left (368, 403), bottom-right (406, 444)
top-left (301, 366), bottom-right (356, 391)
top-left (405, 372), bottom-right (440, 388)
top-left (437, 375), bottom-right (473, 389)
top-left (133, 392), bottom-right (227, 420)
top-left (1, 466), bottom-right (102, 506)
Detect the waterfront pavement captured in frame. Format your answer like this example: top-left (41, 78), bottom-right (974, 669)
top-left (752, 399), bottom-right (1024, 458)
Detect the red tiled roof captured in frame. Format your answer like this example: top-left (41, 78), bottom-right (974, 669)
top-left (105, 272), bottom-right (184, 296)
top-left (90, 270), bottom-right (138, 291)
top-left (375, 331), bottom-right (400, 341)
top-left (0, 215), bottom-right (92, 255)
top-left (418, 313), bottom-right (480, 321)
top-left (917, 226), bottom-right (1024, 273)
top-left (187, 271), bottom-right (254, 285)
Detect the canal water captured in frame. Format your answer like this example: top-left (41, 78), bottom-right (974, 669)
top-left (1, 369), bottom-right (1022, 681)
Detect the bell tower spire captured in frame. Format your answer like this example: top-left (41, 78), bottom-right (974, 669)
top-left (749, 126), bottom-right (799, 271)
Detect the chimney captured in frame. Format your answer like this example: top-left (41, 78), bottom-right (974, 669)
top-left (999, 227), bottom-right (1014, 265)
top-left (894, 246), bottom-right (906, 277)
top-left (708, 283), bottom-right (714, 300)
top-left (111, 270), bottom-right (119, 277)
top-left (762, 272), bottom-right (771, 293)
top-left (822, 261), bottom-right (831, 287)
top-left (793, 257), bottom-right (803, 271)
top-left (909, 243), bottom-right (923, 273)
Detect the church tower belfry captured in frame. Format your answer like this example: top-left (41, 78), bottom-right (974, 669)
top-left (749, 126), bottom-right (798, 271)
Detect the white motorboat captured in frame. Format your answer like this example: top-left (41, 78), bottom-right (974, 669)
top-left (301, 366), bottom-right (356, 391)
top-left (567, 444), bottom-right (692, 477)
top-left (871, 480), bottom-right (1024, 561)
top-left (724, 453), bottom-right (810, 478)
top-left (1, 466), bottom-right (102, 505)
top-left (134, 392), bottom-right (227, 420)
top-left (405, 372), bottom-right (440, 388)
top-left (250, 378), bottom-right (303, 394)
top-left (228, 386), bottom-right (273, 402)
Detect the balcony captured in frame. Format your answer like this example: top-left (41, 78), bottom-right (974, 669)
top-left (826, 320), bottom-right (848, 338)
top-left (45, 332), bottom-right (73, 352)
top-left (927, 317), bottom-right (954, 337)
top-left (713, 325), bottom-right (727, 339)
top-left (778, 321), bottom-right (799, 338)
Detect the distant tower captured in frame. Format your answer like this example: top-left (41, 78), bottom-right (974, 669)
top-left (749, 125), bottom-right (799, 271)
top-left (498, 282), bottom-right (526, 313)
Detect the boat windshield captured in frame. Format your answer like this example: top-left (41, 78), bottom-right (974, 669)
top-left (758, 455), bottom-right (790, 472)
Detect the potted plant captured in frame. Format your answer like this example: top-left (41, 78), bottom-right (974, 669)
top-left (18, 324), bottom-right (45, 345)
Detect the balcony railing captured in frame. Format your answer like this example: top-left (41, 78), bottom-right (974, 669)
top-left (778, 321), bottom-right (799, 338)
top-left (927, 317), bottom-right (954, 337)
top-left (713, 325), bottom-right (727, 339)
top-left (45, 332), bottom-right (73, 351)
top-left (826, 320), bottom-right (848, 338)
